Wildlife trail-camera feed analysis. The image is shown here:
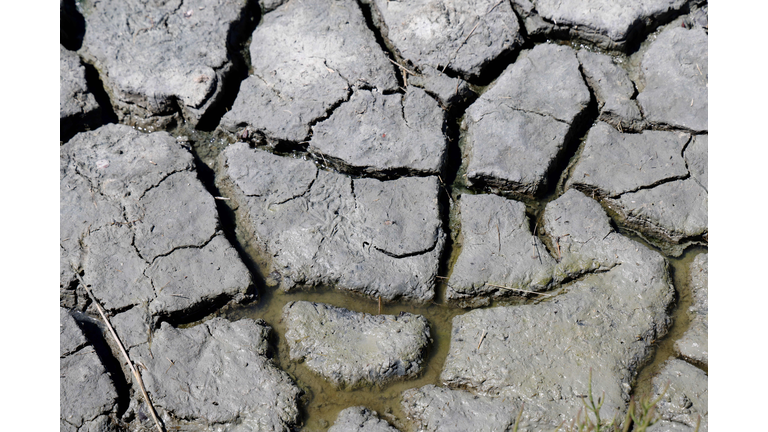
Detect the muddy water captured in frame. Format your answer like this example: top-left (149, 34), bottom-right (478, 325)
top-left (212, 203), bottom-right (530, 432)
top-left (632, 245), bottom-right (708, 398)
top-left (212, 234), bottom-right (705, 431)
top-left (211, 231), bottom-right (706, 431)
top-left (220, 282), bottom-right (465, 431)
top-left (187, 127), bottom-right (498, 431)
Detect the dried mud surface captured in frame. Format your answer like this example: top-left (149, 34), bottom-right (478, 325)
top-left (60, 1), bottom-right (708, 430)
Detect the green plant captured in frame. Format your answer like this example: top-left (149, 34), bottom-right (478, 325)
top-left (507, 369), bottom-right (700, 432)
top-left (552, 369), bottom-right (671, 432)
top-left (512, 403), bottom-right (524, 432)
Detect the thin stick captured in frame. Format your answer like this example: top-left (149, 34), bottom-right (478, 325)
top-left (73, 271), bottom-right (165, 432)
top-left (532, 221), bottom-right (543, 264)
top-left (476, 330), bottom-right (487, 350)
top-left (441, 0), bottom-right (504, 72)
top-left (387, 58), bottom-right (419, 77)
top-left (496, 222), bottom-right (501, 254)
top-left (437, 175), bottom-right (454, 202)
top-left (442, 21), bottom-right (480, 73)
top-left (485, 283), bottom-right (552, 297)
top-left (165, 357), bottom-right (175, 374)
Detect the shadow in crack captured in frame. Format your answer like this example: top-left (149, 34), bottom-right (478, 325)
top-left (71, 310), bottom-right (131, 417)
top-left (195, 1), bottom-right (262, 132)
top-left (60, 0), bottom-right (85, 51)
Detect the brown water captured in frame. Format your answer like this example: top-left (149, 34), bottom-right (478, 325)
top-left (195, 124), bottom-right (534, 430)
top-left (632, 245), bottom-right (708, 398)
top-left (220, 279), bottom-right (467, 431)
top-left (211, 236), bottom-right (706, 431)
top-left (211, 206), bottom-right (545, 431)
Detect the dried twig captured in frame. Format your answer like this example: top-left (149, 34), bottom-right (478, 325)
top-left (442, 21), bottom-right (480, 73)
top-left (437, 175), bottom-right (454, 203)
top-left (485, 283), bottom-right (552, 297)
top-left (165, 357), bottom-right (175, 374)
top-left (496, 222), bottom-right (501, 254)
top-left (387, 57), bottom-right (419, 77)
top-left (73, 270), bottom-right (165, 432)
top-left (441, 0), bottom-right (504, 72)
top-left (532, 221), bottom-right (542, 264)
top-left (476, 330), bottom-right (487, 350)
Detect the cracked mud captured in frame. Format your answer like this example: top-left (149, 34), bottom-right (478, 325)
top-left (61, 1), bottom-right (708, 431)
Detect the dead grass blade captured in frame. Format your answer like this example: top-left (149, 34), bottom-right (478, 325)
top-left (73, 270), bottom-right (165, 432)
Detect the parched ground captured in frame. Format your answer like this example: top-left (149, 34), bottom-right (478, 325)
top-left (60, 0), bottom-right (707, 430)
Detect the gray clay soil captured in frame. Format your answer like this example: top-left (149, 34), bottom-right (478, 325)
top-left (61, 1), bottom-right (707, 431)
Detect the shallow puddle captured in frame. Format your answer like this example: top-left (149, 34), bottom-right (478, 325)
top-left (220, 280), bottom-right (467, 431)
top-left (206, 163), bottom-right (516, 430)
top-left (214, 241), bottom-right (707, 431)
top-left (631, 245), bottom-right (708, 398)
